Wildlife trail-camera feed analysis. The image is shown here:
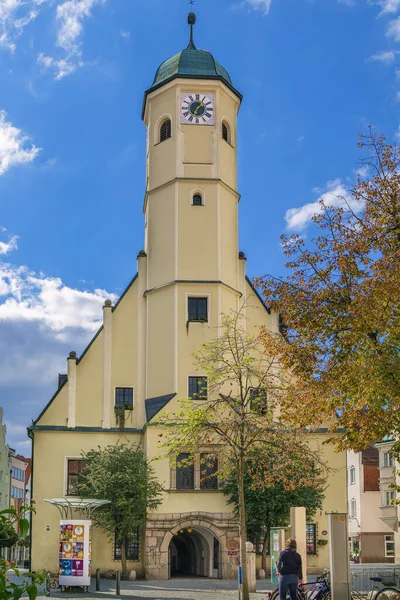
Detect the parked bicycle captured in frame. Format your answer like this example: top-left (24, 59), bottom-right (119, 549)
top-left (268, 573), bottom-right (400, 600)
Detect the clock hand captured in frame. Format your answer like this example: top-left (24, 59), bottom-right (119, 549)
top-left (194, 102), bottom-right (205, 115)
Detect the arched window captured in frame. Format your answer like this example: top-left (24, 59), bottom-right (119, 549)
top-left (160, 119), bottom-right (171, 143)
top-left (192, 193), bottom-right (203, 206)
top-left (222, 121), bottom-right (230, 143)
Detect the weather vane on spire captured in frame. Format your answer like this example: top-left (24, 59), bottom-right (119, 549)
top-left (187, 0), bottom-right (197, 49)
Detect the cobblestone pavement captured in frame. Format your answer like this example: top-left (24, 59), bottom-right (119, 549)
top-left (39, 578), bottom-right (275, 600)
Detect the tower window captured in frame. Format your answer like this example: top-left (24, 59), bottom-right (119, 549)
top-left (160, 119), bottom-right (171, 143)
top-left (188, 376), bottom-right (207, 400)
top-left (115, 387), bottom-right (134, 409)
top-left (188, 297), bottom-right (208, 322)
top-left (222, 121), bottom-right (230, 143)
top-left (192, 193), bottom-right (203, 206)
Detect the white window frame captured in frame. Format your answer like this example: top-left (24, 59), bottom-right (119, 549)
top-left (385, 535), bottom-right (395, 558)
top-left (383, 452), bottom-right (394, 468)
top-left (154, 113), bottom-right (173, 146)
top-left (384, 490), bottom-right (396, 506)
top-left (349, 466), bottom-right (356, 485)
top-left (351, 498), bottom-right (357, 518)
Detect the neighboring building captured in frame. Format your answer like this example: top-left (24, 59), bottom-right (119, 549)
top-left (0, 409), bottom-right (10, 512)
top-left (9, 450), bottom-right (29, 564)
top-left (347, 447), bottom-right (395, 563)
top-left (29, 12), bottom-right (347, 579)
top-left (375, 438), bottom-right (400, 563)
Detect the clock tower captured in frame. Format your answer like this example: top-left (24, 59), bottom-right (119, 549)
top-left (140, 12), bottom-right (244, 407)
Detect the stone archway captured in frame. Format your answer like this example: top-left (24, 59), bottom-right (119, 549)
top-left (145, 512), bottom-right (240, 580)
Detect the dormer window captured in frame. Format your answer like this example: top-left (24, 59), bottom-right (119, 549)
top-left (222, 121), bottom-right (230, 143)
top-left (160, 119), bottom-right (171, 143)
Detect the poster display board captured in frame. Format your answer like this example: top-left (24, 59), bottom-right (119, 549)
top-left (270, 528), bottom-right (285, 585)
top-left (59, 520), bottom-right (92, 587)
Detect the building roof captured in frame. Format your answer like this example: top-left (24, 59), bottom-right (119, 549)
top-left (145, 393), bottom-right (176, 422)
top-left (142, 13), bottom-right (242, 119)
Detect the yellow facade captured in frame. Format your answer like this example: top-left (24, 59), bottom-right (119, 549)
top-left (30, 16), bottom-right (347, 580)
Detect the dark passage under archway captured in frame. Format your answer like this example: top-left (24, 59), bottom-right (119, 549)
top-left (168, 527), bottom-right (221, 579)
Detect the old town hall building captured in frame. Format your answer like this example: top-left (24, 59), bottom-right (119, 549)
top-left (30, 13), bottom-right (346, 579)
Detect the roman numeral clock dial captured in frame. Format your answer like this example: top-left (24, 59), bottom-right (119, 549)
top-left (180, 93), bottom-right (215, 125)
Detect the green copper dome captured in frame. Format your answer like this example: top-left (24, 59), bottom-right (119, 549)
top-left (152, 48), bottom-right (233, 90)
top-left (142, 13), bottom-right (242, 118)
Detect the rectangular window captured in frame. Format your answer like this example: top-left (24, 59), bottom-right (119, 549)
top-left (114, 529), bottom-right (140, 561)
top-left (383, 452), bottom-right (394, 467)
top-left (351, 499), bottom-right (357, 517)
top-left (385, 490), bottom-right (396, 506)
top-left (11, 467), bottom-right (15, 479)
top-left (115, 388), bottom-right (134, 409)
top-left (306, 524), bottom-right (317, 555)
top-left (188, 298), bottom-right (208, 322)
top-left (67, 459), bottom-right (84, 496)
top-left (385, 535), bottom-right (395, 558)
top-left (349, 467), bottom-right (356, 484)
top-left (176, 453), bottom-right (194, 490)
top-left (11, 487), bottom-right (15, 498)
top-left (249, 388), bottom-right (268, 414)
top-left (200, 454), bottom-right (218, 490)
top-left (188, 376), bottom-right (207, 400)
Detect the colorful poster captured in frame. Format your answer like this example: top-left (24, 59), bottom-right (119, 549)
top-left (59, 520), bottom-right (91, 587)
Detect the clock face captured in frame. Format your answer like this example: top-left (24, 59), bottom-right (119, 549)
top-left (180, 93), bottom-right (215, 125)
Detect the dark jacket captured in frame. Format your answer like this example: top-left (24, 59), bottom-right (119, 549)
top-left (277, 547), bottom-right (303, 579)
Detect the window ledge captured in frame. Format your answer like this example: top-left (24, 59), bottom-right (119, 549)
top-left (188, 319), bottom-right (208, 324)
top-left (168, 489), bottom-right (220, 493)
top-left (154, 139), bottom-right (172, 147)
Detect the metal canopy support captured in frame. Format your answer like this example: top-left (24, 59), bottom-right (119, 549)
top-left (44, 498), bottom-right (110, 520)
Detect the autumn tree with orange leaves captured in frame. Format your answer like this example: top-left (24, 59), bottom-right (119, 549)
top-left (257, 130), bottom-right (400, 454)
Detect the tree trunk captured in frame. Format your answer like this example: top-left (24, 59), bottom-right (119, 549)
top-left (120, 538), bottom-right (128, 577)
top-left (238, 455), bottom-right (250, 600)
top-left (261, 529), bottom-right (269, 574)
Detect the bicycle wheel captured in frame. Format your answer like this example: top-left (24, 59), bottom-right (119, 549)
top-left (322, 593), bottom-right (331, 600)
top-left (375, 588), bottom-right (400, 600)
top-left (268, 589), bottom-right (305, 599)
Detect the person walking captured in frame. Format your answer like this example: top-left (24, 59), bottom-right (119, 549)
top-left (276, 538), bottom-right (303, 600)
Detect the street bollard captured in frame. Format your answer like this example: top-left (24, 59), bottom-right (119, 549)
top-left (116, 571), bottom-right (121, 596)
top-left (96, 569), bottom-right (100, 592)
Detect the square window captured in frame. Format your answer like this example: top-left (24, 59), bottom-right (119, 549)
top-left (249, 388), bottom-right (268, 415)
top-left (114, 529), bottom-right (140, 561)
top-left (384, 490), bottom-right (395, 506)
top-left (67, 459), bottom-right (85, 496)
top-left (115, 388), bottom-right (134, 409)
top-left (383, 452), bottom-right (394, 467)
top-left (306, 524), bottom-right (317, 555)
top-left (188, 298), bottom-right (208, 322)
top-left (176, 453), bottom-right (194, 490)
top-left (188, 376), bottom-right (207, 400)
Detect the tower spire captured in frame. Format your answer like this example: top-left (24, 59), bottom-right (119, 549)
top-left (187, 7), bottom-right (197, 50)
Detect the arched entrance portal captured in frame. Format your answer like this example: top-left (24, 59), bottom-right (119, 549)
top-left (168, 525), bottom-right (221, 579)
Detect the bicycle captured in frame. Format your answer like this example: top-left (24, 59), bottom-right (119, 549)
top-left (322, 576), bottom-right (400, 600)
top-left (268, 572), bottom-right (330, 599)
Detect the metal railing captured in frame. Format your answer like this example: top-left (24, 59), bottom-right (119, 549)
top-left (351, 566), bottom-right (400, 592)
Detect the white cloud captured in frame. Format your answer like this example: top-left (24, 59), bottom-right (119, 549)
top-left (387, 17), bottom-right (400, 41)
top-left (37, 0), bottom-right (106, 79)
top-left (241, 0), bottom-right (272, 14)
top-left (379, 0), bottom-right (400, 14)
top-left (0, 230), bottom-right (18, 255)
top-left (0, 0), bottom-right (46, 52)
top-left (355, 165), bottom-right (369, 178)
top-left (371, 50), bottom-right (396, 62)
top-left (0, 111), bottom-right (40, 175)
top-left (285, 179), bottom-right (364, 232)
top-left (0, 261), bottom-right (117, 333)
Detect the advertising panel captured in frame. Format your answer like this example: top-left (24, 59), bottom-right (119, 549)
top-left (59, 520), bottom-right (91, 587)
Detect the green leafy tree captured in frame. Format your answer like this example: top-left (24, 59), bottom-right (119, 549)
top-left (76, 443), bottom-right (163, 576)
top-left (221, 451), bottom-right (326, 573)
top-left (158, 311), bottom-right (327, 600)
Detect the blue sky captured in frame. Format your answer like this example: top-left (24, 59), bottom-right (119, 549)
top-left (0, 0), bottom-right (399, 452)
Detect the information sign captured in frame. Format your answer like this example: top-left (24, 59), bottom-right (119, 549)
top-left (59, 520), bottom-right (91, 587)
